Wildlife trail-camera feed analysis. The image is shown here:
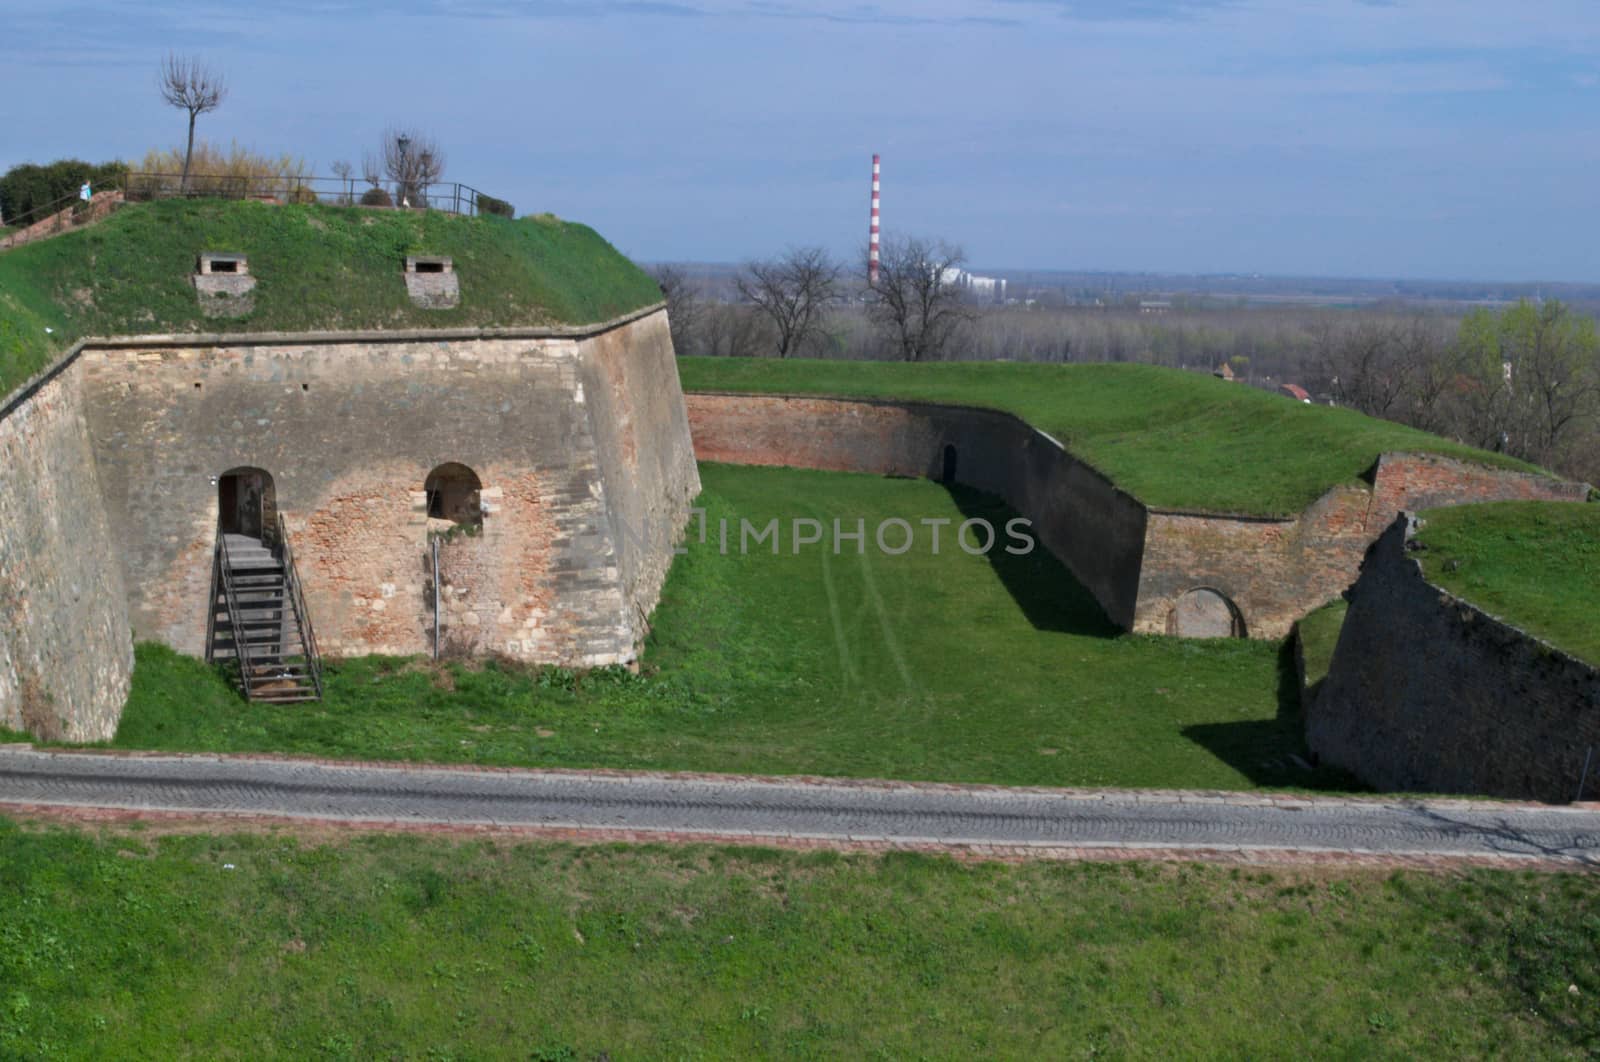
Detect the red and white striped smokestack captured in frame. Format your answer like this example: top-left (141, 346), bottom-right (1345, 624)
top-left (868, 154), bottom-right (881, 287)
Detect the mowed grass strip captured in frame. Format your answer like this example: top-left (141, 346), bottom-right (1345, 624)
top-left (1, 822), bottom-right (1597, 1058)
top-left (678, 356), bottom-right (1538, 516)
top-left (103, 464), bottom-right (1346, 792)
top-left (1415, 501), bottom-right (1600, 665)
top-left (0, 199), bottom-right (662, 398)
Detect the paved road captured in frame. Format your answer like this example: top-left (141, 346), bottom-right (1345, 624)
top-left (1, 747), bottom-right (1597, 865)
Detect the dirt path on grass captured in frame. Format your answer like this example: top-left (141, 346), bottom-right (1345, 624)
top-left (1, 745), bottom-right (1596, 869)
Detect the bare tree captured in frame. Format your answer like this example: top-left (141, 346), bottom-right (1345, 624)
top-left (378, 127), bottom-right (446, 208)
top-left (735, 247), bottom-right (841, 358)
top-left (650, 264), bottom-right (703, 356)
top-left (866, 235), bottom-right (978, 362)
top-left (158, 54), bottom-right (228, 194)
top-left (330, 160), bottom-right (354, 205)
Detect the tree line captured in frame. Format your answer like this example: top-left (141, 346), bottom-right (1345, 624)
top-left (654, 252), bottom-right (1600, 487)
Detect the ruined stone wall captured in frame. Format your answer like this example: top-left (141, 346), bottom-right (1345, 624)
top-left (1136, 486), bottom-right (1375, 639)
top-left (76, 326), bottom-right (685, 668)
top-left (0, 364), bottom-right (132, 740)
top-left (577, 310), bottom-right (701, 645)
top-left (1308, 514), bottom-right (1600, 802)
top-left (685, 393), bottom-right (1146, 628)
top-left (1367, 452), bottom-right (1590, 518)
top-left (1136, 454), bottom-right (1589, 640)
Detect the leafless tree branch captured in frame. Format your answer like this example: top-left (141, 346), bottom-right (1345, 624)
top-left (735, 247), bottom-right (841, 358)
top-left (158, 54), bottom-right (228, 193)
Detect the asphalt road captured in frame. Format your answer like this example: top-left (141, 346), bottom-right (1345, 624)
top-left (1, 746), bottom-right (1596, 865)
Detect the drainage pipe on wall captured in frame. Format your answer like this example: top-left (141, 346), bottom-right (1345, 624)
top-left (432, 536), bottom-right (441, 661)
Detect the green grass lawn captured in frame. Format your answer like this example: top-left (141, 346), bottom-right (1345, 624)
top-left (1296, 599), bottom-right (1349, 690)
top-left (678, 356), bottom-right (1538, 516)
top-left (0, 199), bottom-right (661, 399)
top-left (1, 821), bottom-right (1596, 1058)
top-left (1416, 501), bottom-right (1600, 665)
top-left (101, 463), bottom-right (1347, 791)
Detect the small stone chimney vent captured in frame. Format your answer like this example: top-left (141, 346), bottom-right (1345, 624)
top-left (403, 255), bottom-right (460, 309)
top-left (192, 253), bottom-right (256, 318)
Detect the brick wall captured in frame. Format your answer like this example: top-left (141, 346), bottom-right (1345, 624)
top-left (76, 312), bottom-right (693, 670)
top-left (1308, 514), bottom-right (1600, 802)
top-left (0, 368), bottom-right (132, 740)
top-left (579, 312), bottom-right (702, 648)
top-left (1136, 454), bottom-right (1589, 639)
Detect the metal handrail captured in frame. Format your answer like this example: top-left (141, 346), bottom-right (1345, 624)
top-left (119, 172), bottom-right (505, 218)
top-left (275, 513), bottom-right (324, 698)
top-left (214, 530), bottom-right (258, 700)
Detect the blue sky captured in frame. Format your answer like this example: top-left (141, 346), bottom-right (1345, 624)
top-left (2, 0), bottom-right (1596, 280)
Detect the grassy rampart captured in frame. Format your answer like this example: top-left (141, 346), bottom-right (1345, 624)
top-left (1416, 501), bottom-right (1600, 665)
top-left (0, 199), bottom-right (662, 399)
top-left (679, 357), bottom-right (1539, 516)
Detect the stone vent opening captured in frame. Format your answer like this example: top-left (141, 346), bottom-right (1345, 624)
top-left (403, 256), bottom-right (460, 309)
top-left (425, 463), bottom-right (483, 525)
top-left (197, 253), bottom-right (248, 276)
top-left (193, 253), bottom-right (257, 318)
top-left (942, 444), bottom-right (959, 484)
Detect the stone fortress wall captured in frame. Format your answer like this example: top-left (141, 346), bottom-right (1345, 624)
top-left (0, 364), bottom-right (133, 741)
top-left (1308, 514), bottom-right (1600, 803)
top-left (0, 307), bottom-right (697, 740)
top-left (686, 393), bottom-right (1589, 639)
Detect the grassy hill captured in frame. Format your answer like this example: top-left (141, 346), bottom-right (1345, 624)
top-left (0, 199), bottom-right (662, 399)
top-left (679, 357), bottom-right (1540, 516)
top-left (1416, 501), bottom-right (1600, 665)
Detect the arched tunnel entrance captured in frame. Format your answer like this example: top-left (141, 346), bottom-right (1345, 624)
top-left (1166, 587), bottom-right (1246, 638)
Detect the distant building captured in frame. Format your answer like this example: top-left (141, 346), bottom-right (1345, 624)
top-left (1139, 300), bottom-right (1172, 314)
top-left (939, 267), bottom-right (1008, 303)
top-left (1213, 362), bottom-right (1235, 381)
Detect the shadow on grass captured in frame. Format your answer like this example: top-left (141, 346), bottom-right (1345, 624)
top-left (942, 483), bottom-right (1120, 638)
top-left (1182, 639), bottom-right (1366, 791)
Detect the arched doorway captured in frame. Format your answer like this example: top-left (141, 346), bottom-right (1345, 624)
top-left (218, 467), bottom-right (276, 539)
top-left (1166, 587), bottom-right (1246, 638)
top-left (941, 444), bottom-right (959, 485)
top-left (425, 462), bottom-right (483, 526)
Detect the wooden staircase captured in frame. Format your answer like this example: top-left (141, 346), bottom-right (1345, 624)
top-left (206, 515), bottom-right (324, 703)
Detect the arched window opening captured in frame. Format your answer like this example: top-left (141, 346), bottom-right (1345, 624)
top-left (425, 462), bottom-right (483, 526)
top-left (218, 467), bottom-right (276, 540)
top-left (942, 444), bottom-right (959, 484)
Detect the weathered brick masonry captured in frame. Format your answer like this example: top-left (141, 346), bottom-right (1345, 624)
top-left (687, 393), bottom-right (1588, 638)
top-left (1309, 514), bottom-right (1600, 802)
top-left (0, 307), bottom-right (695, 740)
top-left (0, 368), bottom-right (132, 741)
top-left (75, 309), bottom-right (697, 667)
